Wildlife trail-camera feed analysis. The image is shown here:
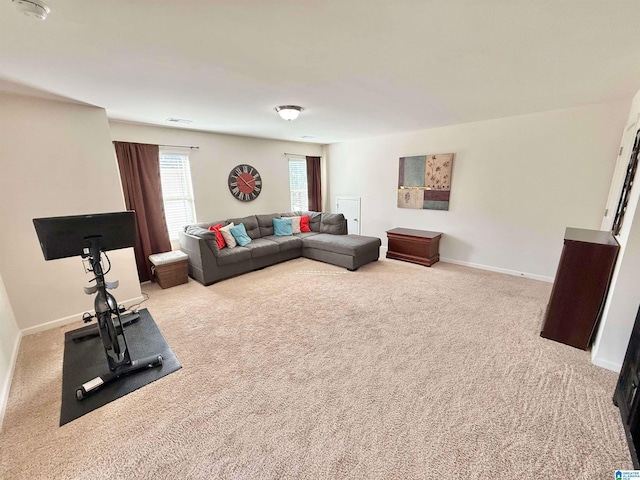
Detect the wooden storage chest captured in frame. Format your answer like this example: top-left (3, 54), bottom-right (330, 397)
top-left (149, 251), bottom-right (189, 289)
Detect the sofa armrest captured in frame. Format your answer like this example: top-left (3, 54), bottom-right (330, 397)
top-left (178, 231), bottom-right (219, 285)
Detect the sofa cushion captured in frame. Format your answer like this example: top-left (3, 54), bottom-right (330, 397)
top-left (243, 238), bottom-right (279, 258)
top-left (295, 231), bottom-right (320, 239)
top-left (307, 211), bottom-right (322, 232)
top-left (220, 223), bottom-right (237, 248)
top-left (273, 217), bottom-right (293, 236)
top-left (230, 223), bottom-right (252, 247)
top-left (263, 235), bottom-right (303, 252)
top-left (256, 213), bottom-right (281, 237)
top-left (189, 220), bottom-right (228, 231)
top-left (185, 225), bottom-right (219, 256)
top-left (320, 213), bottom-right (347, 235)
top-left (227, 215), bottom-right (260, 239)
top-left (302, 233), bottom-right (381, 256)
top-left (216, 246), bottom-right (250, 265)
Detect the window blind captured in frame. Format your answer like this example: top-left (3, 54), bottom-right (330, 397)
top-left (288, 159), bottom-right (308, 211)
top-left (159, 152), bottom-right (196, 240)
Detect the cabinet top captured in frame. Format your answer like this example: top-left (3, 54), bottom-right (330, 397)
top-left (386, 227), bottom-right (442, 239)
top-left (564, 227), bottom-right (618, 246)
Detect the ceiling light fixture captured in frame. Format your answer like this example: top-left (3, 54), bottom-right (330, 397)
top-left (276, 105), bottom-right (303, 121)
top-left (12, 0), bottom-right (50, 20)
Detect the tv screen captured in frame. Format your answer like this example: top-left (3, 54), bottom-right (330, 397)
top-left (33, 211), bottom-right (136, 261)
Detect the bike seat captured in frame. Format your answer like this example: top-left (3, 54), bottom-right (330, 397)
top-left (106, 280), bottom-right (119, 290)
top-left (84, 285), bottom-right (98, 295)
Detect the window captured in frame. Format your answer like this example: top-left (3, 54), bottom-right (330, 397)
top-left (159, 151), bottom-right (196, 240)
top-left (288, 158), bottom-right (308, 211)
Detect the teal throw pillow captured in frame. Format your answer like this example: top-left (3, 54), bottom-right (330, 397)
top-left (273, 217), bottom-right (293, 236)
top-left (229, 223), bottom-right (252, 247)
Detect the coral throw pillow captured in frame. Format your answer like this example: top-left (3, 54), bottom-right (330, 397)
top-left (208, 224), bottom-right (226, 249)
top-left (300, 215), bottom-right (311, 232)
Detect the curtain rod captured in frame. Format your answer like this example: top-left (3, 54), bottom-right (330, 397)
top-left (160, 144), bottom-right (199, 150)
top-left (284, 152), bottom-right (322, 157)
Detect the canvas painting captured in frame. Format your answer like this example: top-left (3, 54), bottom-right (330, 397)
top-left (397, 153), bottom-right (454, 210)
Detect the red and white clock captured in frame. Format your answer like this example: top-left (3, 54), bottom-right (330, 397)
top-left (228, 164), bottom-right (262, 201)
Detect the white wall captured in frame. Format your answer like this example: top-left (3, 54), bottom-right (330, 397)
top-left (326, 101), bottom-right (629, 280)
top-left (0, 94), bottom-right (142, 332)
top-left (108, 122), bottom-right (323, 223)
top-left (0, 272), bottom-right (20, 431)
top-left (592, 89), bottom-right (640, 372)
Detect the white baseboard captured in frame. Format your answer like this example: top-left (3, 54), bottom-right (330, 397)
top-left (590, 354), bottom-right (622, 373)
top-left (380, 245), bottom-right (553, 282)
top-left (20, 295), bottom-right (145, 336)
top-left (1, 295), bottom-right (145, 430)
top-left (439, 257), bottom-right (554, 283)
top-left (0, 330), bottom-right (22, 432)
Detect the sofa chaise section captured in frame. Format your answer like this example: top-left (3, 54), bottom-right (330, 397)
top-left (302, 234), bottom-right (382, 271)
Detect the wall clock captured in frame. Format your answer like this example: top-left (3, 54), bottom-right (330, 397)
top-left (228, 164), bottom-right (262, 201)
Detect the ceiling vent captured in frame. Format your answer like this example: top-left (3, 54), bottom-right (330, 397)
top-left (12, 0), bottom-right (50, 20)
top-left (166, 118), bottom-right (193, 124)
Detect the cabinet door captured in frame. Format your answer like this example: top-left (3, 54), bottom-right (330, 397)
top-left (615, 306), bottom-right (640, 468)
top-left (618, 348), bottom-right (640, 421)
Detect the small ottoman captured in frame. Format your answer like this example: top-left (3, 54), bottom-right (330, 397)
top-left (149, 251), bottom-right (189, 289)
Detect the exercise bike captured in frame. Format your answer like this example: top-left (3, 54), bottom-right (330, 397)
top-left (33, 211), bottom-right (163, 402)
top-left (74, 236), bottom-right (163, 400)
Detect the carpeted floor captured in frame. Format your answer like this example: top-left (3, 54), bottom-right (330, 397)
top-left (0, 257), bottom-right (633, 478)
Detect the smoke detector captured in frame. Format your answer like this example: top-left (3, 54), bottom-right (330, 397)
top-left (12, 0), bottom-right (50, 20)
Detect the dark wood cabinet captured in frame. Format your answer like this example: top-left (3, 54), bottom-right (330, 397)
top-left (540, 228), bottom-right (619, 350)
top-left (614, 306), bottom-right (640, 468)
top-left (386, 228), bottom-right (442, 267)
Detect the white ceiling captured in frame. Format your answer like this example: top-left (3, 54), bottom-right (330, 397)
top-left (1, 0), bottom-right (639, 144)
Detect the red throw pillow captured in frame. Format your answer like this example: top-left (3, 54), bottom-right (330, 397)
top-left (300, 215), bottom-right (311, 232)
top-left (209, 224), bottom-right (226, 249)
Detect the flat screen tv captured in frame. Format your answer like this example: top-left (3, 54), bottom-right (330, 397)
top-left (33, 211), bottom-right (136, 261)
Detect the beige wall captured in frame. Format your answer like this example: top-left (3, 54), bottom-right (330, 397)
top-left (592, 89), bottom-right (640, 371)
top-left (108, 122), bottom-right (323, 223)
top-left (0, 94), bottom-right (142, 332)
top-left (326, 101), bottom-right (629, 280)
top-left (0, 271), bottom-right (20, 430)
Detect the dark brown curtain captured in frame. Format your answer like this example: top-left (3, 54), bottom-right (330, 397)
top-left (114, 142), bottom-right (171, 282)
top-left (306, 156), bottom-right (322, 212)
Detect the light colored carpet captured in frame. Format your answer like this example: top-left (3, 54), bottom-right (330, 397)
top-left (0, 257), bottom-right (632, 479)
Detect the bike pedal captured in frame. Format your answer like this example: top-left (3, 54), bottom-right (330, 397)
top-left (82, 312), bottom-right (94, 323)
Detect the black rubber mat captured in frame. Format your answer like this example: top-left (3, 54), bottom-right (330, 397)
top-left (60, 308), bottom-right (181, 426)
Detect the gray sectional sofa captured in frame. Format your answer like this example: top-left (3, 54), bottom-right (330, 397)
top-left (178, 211), bottom-right (382, 285)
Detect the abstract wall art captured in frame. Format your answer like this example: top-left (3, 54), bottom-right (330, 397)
top-left (397, 153), bottom-right (454, 210)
